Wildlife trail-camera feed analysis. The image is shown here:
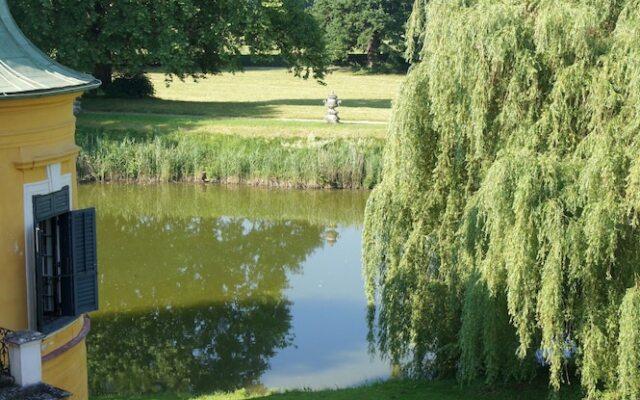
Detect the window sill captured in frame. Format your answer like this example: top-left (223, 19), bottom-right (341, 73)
top-left (41, 316), bottom-right (91, 364)
top-left (39, 317), bottom-right (77, 336)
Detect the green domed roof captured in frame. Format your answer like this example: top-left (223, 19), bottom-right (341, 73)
top-left (0, 0), bottom-right (100, 100)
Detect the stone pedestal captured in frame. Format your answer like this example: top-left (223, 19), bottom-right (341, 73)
top-left (5, 331), bottom-right (44, 387)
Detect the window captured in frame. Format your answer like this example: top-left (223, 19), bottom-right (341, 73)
top-left (33, 186), bottom-right (99, 333)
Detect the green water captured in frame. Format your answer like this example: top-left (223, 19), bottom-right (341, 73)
top-left (78, 184), bottom-right (388, 396)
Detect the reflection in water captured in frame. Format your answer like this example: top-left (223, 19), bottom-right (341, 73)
top-left (95, 216), bottom-right (322, 311)
top-left (79, 184), bottom-right (368, 227)
top-left (90, 300), bottom-right (292, 394)
top-left (79, 184), bottom-right (386, 396)
top-left (322, 224), bottom-right (339, 247)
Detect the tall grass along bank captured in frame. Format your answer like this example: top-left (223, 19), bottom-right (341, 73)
top-left (76, 128), bottom-right (384, 189)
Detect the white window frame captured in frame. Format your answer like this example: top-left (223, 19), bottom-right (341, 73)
top-left (23, 163), bottom-right (72, 331)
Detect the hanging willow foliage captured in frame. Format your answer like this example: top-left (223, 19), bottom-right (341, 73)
top-left (364, 0), bottom-right (640, 397)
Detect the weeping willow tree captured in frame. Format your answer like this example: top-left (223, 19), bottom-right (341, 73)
top-left (364, 0), bottom-right (640, 397)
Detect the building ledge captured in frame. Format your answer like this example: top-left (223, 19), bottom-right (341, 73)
top-left (0, 382), bottom-right (70, 400)
top-left (42, 316), bottom-right (91, 363)
top-left (14, 144), bottom-right (81, 171)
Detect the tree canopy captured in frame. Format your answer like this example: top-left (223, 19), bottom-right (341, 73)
top-left (364, 0), bottom-right (640, 398)
top-left (8, 0), bottom-right (328, 88)
top-left (311, 0), bottom-right (413, 69)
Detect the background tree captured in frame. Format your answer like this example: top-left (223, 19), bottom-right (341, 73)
top-left (8, 0), bottom-right (328, 92)
top-left (364, 0), bottom-right (640, 397)
top-left (311, 0), bottom-right (413, 69)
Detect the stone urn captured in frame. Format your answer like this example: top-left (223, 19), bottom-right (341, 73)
top-left (324, 92), bottom-right (341, 123)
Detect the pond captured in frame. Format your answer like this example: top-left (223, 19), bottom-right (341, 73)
top-left (78, 184), bottom-right (389, 396)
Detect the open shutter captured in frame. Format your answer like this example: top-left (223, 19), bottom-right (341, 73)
top-left (69, 208), bottom-right (99, 315)
top-left (33, 186), bottom-right (70, 222)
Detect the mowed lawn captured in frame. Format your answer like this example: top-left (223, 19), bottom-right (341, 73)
top-left (79, 68), bottom-right (404, 138)
top-left (78, 113), bottom-right (388, 139)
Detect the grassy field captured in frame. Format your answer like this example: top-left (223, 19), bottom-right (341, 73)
top-left (76, 69), bottom-right (397, 186)
top-left (82, 68), bottom-right (404, 124)
top-left (78, 113), bottom-right (387, 139)
top-left (93, 379), bottom-right (583, 400)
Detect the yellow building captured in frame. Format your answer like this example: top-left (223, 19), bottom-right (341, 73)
top-left (0, 0), bottom-right (100, 398)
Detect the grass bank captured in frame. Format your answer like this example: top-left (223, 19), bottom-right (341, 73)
top-left (76, 127), bottom-right (384, 189)
top-left (93, 379), bottom-right (583, 400)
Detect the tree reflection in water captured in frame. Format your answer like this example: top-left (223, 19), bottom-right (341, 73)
top-left (88, 214), bottom-right (325, 395)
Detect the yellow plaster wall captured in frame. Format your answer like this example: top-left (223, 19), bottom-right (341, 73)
top-left (0, 144), bottom-right (29, 330)
top-left (42, 340), bottom-right (89, 400)
top-left (42, 317), bottom-right (89, 400)
top-left (0, 93), bottom-right (78, 330)
top-left (0, 93), bottom-right (89, 399)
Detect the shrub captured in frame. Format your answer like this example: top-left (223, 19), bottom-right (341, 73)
top-left (105, 74), bottom-right (155, 98)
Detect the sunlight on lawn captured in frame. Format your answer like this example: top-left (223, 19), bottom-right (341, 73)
top-left (82, 68), bottom-right (404, 123)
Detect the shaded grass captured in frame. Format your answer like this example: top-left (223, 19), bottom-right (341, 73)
top-left (93, 379), bottom-right (584, 400)
top-left (81, 98), bottom-right (390, 122)
top-left (77, 128), bottom-right (384, 189)
top-left (82, 69), bottom-right (403, 122)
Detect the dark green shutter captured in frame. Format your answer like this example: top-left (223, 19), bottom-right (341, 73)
top-left (69, 208), bottom-right (99, 315)
top-left (33, 186), bottom-right (70, 222)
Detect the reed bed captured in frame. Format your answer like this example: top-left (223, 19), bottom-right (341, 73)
top-left (77, 128), bottom-right (384, 189)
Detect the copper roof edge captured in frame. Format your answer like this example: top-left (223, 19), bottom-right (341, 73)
top-left (0, 0), bottom-right (101, 99)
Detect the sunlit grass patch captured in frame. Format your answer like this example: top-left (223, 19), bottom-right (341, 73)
top-left (82, 68), bottom-right (403, 123)
top-left (77, 113), bottom-right (387, 140)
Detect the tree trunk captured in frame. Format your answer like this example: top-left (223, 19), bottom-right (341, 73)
top-left (366, 32), bottom-right (381, 69)
top-left (93, 64), bottom-right (113, 89)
